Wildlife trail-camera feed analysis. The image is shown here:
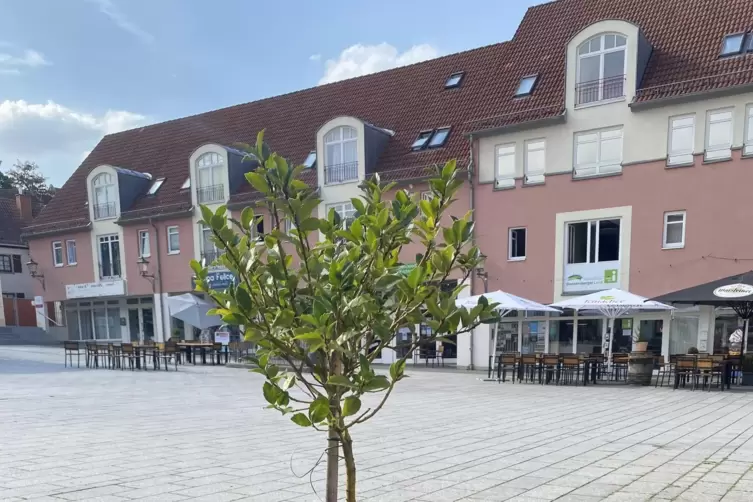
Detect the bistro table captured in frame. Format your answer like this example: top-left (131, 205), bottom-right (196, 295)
top-left (177, 342), bottom-right (229, 365)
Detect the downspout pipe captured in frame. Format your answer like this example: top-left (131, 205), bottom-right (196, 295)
top-left (468, 133), bottom-right (475, 371)
top-left (150, 219), bottom-right (167, 342)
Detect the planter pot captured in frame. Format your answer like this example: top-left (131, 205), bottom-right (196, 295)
top-left (634, 342), bottom-right (648, 352)
top-left (628, 351), bottom-right (654, 386)
top-left (742, 373), bottom-right (753, 386)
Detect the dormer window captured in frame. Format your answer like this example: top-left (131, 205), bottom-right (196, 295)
top-left (92, 172), bottom-right (117, 220)
top-left (720, 33), bottom-right (746, 57)
top-left (303, 151), bottom-right (317, 168)
top-left (445, 72), bottom-right (464, 88)
top-left (515, 75), bottom-right (538, 97)
top-left (147, 178), bottom-right (165, 195)
top-left (428, 127), bottom-right (451, 148)
top-left (411, 131), bottom-right (433, 150)
top-left (324, 126), bottom-right (358, 184)
top-left (181, 177), bottom-right (191, 190)
top-left (576, 34), bottom-right (626, 106)
top-left (196, 152), bottom-right (224, 204)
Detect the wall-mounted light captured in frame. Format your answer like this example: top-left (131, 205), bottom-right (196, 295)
top-left (137, 256), bottom-right (155, 285)
top-left (26, 258), bottom-right (45, 290)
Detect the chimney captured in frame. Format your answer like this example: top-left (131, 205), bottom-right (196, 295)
top-left (15, 193), bottom-right (33, 222)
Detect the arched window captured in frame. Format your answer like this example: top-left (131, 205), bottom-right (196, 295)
top-left (576, 34), bottom-right (626, 105)
top-left (92, 172), bottom-right (117, 219)
top-left (324, 126), bottom-right (358, 183)
top-left (195, 152), bottom-right (224, 203)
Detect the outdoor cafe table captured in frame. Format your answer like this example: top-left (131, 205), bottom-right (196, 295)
top-left (176, 342), bottom-right (228, 365)
top-left (673, 356), bottom-right (736, 391)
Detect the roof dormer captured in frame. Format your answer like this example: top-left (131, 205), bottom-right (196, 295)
top-left (86, 165), bottom-right (152, 221)
top-left (566, 20), bottom-right (651, 111)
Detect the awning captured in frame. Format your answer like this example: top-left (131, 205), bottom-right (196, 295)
top-left (653, 270), bottom-right (753, 319)
top-left (552, 288), bottom-right (673, 318)
top-left (457, 290), bottom-right (560, 316)
top-left (167, 293), bottom-right (223, 329)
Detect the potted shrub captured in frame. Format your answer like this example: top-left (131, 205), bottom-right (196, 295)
top-left (632, 329), bottom-right (650, 353)
top-left (687, 346), bottom-right (699, 355)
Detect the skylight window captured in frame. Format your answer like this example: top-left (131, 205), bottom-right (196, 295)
top-left (515, 75), bottom-right (538, 97)
top-left (303, 151), bottom-right (316, 168)
top-left (411, 131), bottom-right (433, 151)
top-left (721, 33), bottom-right (746, 56)
top-left (181, 177), bottom-right (191, 190)
top-left (428, 127), bottom-right (451, 148)
top-left (147, 178), bottom-right (165, 195)
top-left (445, 72), bottom-right (465, 89)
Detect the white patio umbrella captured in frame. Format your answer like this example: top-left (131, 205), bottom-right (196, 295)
top-left (167, 293), bottom-right (223, 329)
top-left (458, 290), bottom-right (560, 366)
top-left (550, 288), bottom-right (673, 363)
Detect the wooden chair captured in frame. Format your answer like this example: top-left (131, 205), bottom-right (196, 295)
top-left (589, 353), bottom-right (606, 380)
top-left (519, 354), bottom-right (538, 383)
top-left (696, 357), bottom-right (723, 391)
top-left (540, 354), bottom-right (560, 384)
top-left (85, 342), bottom-right (100, 368)
top-left (157, 344), bottom-right (179, 371)
top-left (63, 341), bottom-right (81, 368)
top-left (654, 355), bottom-right (674, 388)
top-left (498, 353), bottom-right (517, 383)
top-left (611, 353), bottom-right (629, 381)
top-left (120, 343), bottom-right (139, 371)
top-left (107, 343), bottom-right (122, 369)
top-left (674, 356), bottom-right (696, 389)
top-left (560, 355), bottom-right (582, 385)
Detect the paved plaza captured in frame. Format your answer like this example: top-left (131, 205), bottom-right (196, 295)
top-left (3, 347), bottom-right (753, 501)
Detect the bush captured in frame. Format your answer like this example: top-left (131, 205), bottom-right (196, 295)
top-left (687, 347), bottom-right (699, 354)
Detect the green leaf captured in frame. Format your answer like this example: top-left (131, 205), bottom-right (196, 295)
top-left (240, 207), bottom-right (254, 230)
top-left (245, 172), bottom-right (270, 193)
top-left (309, 397), bottom-right (329, 423)
top-left (298, 218), bottom-right (320, 232)
top-left (390, 359), bottom-right (406, 381)
top-left (262, 382), bottom-right (279, 405)
top-left (363, 375), bottom-right (390, 392)
top-left (342, 396), bottom-right (362, 417)
top-left (328, 375), bottom-right (356, 388)
top-left (291, 413), bottom-right (312, 427)
top-left (199, 204), bottom-right (214, 225)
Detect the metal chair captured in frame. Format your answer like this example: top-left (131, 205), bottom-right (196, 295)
top-left (560, 355), bottom-right (582, 385)
top-left (519, 354), bottom-right (538, 383)
top-left (157, 344), bottom-right (179, 371)
top-left (540, 354), bottom-right (560, 384)
top-left (498, 353), bottom-right (518, 383)
top-left (120, 343), bottom-right (138, 371)
top-left (674, 356), bottom-right (696, 389)
top-left (85, 342), bottom-right (100, 368)
top-left (696, 357), bottom-right (723, 391)
top-left (63, 341), bottom-right (81, 368)
top-left (611, 353), bottom-right (629, 381)
top-left (654, 355), bottom-right (675, 388)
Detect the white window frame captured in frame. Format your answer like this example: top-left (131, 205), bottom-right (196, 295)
top-left (705, 109), bottom-right (733, 161)
top-left (508, 227), bottom-right (527, 261)
top-left (573, 127), bottom-right (623, 178)
top-left (98, 234), bottom-right (121, 279)
top-left (138, 230), bottom-right (151, 258)
top-left (662, 211), bottom-right (686, 250)
top-left (52, 241), bottom-right (64, 267)
top-left (524, 139), bottom-right (546, 184)
top-left (195, 152), bottom-right (225, 203)
top-left (495, 143), bottom-right (516, 189)
top-left (576, 33), bottom-right (627, 106)
top-left (324, 126), bottom-right (358, 184)
top-left (66, 240), bottom-right (77, 266)
top-left (744, 104), bottom-right (753, 156)
top-left (566, 218), bottom-right (621, 264)
top-left (166, 226), bottom-right (180, 254)
top-left (327, 201), bottom-right (356, 229)
top-left (668, 115), bottom-right (695, 166)
top-left (91, 172), bottom-right (117, 220)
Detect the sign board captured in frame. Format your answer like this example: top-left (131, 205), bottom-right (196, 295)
top-left (214, 331), bottom-right (230, 345)
top-left (713, 283), bottom-right (753, 298)
top-left (563, 261), bottom-right (620, 293)
top-left (33, 295), bottom-right (44, 309)
top-left (66, 279), bottom-right (125, 299)
top-left (193, 267), bottom-right (236, 291)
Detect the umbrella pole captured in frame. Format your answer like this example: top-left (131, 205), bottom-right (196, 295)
top-left (607, 317), bottom-right (615, 371)
top-left (745, 319), bottom-right (750, 354)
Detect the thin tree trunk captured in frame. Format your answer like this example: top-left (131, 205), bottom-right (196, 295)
top-left (341, 429), bottom-right (356, 502)
top-left (326, 426), bottom-right (339, 502)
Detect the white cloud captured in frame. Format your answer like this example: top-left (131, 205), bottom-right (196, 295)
top-left (0, 49), bottom-right (51, 75)
top-left (0, 100), bottom-right (150, 186)
top-left (319, 43), bottom-right (440, 85)
top-left (309, 53), bottom-right (322, 61)
top-left (85, 0), bottom-right (154, 44)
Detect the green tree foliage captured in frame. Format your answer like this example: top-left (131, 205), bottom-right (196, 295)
top-left (193, 131), bottom-right (499, 502)
top-left (5, 160), bottom-right (57, 204)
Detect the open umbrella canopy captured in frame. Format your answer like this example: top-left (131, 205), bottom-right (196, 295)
top-left (167, 293), bottom-right (223, 329)
top-left (551, 288), bottom-right (673, 318)
top-left (457, 290), bottom-right (560, 314)
top-left (653, 270), bottom-right (753, 319)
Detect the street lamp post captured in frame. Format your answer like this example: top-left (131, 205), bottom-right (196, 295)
top-left (26, 258), bottom-right (45, 290)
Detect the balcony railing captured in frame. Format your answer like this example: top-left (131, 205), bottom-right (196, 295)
top-left (197, 184), bottom-right (225, 204)
top-left (324, 162), bottom-right (358, 185)
top-left (201, 250), bottom-right (221, 265)
top-left (575, 75), bottom-right (626, 106)
top-left (93, 202), bottom-right (116, 220)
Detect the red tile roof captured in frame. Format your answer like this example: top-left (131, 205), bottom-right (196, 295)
top-left (28, 0), bottom-right (753, 231)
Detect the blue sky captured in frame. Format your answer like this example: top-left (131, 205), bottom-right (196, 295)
top-left (0, 0), bottom-right (538, 186)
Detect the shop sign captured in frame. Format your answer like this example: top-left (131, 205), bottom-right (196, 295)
top-left (66, 279), bottom-right (125, 299)
top-left (713, 283), bottom-right (753, 298)
top-left (193, 266), bottom-right (236, 291)
top-left (563, 261), bottom-right (620, 293)
top-left (214, 330), bottom-right (230, 345)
